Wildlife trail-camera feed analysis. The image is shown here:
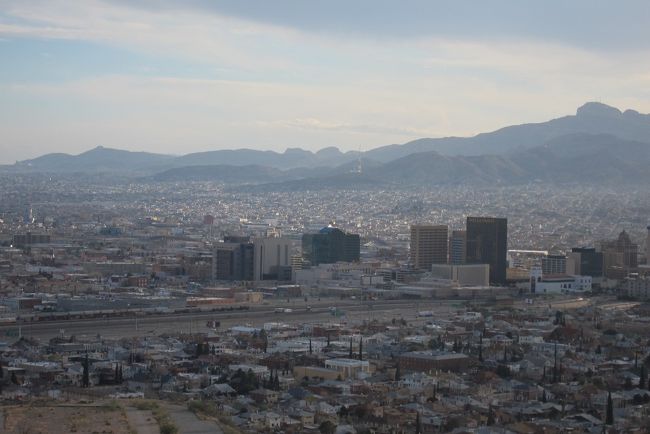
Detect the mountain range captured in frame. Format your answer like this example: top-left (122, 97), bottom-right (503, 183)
top-left (6, 102), bottom-right (650, 187)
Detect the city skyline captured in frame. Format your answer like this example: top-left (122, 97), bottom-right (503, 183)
top-left (2, 3), bottom-right (650, 432)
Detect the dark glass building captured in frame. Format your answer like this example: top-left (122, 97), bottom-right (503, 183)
top-left (302, 226), bottom-right (360, 265)
top-left (570, 247), bottom-right (603, 278)
top-left (213, 241), bottom-right (254, 281)
top-left (465, 217), bottom-right (508, 285)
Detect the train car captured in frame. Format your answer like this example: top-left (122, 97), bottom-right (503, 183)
top-left (0, 316), bottom-right (17, 325)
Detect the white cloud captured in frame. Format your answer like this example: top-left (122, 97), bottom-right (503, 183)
top-left (0, 0), bottom-right (305, 73)
top-left (261, 118), bottom-right (442, 137)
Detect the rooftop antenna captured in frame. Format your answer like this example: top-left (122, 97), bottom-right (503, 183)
top-left (353, 144), bottom-right (363, 174)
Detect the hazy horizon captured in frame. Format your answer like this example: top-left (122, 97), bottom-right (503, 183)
top-left (2, 0), bottom-right (650, 163)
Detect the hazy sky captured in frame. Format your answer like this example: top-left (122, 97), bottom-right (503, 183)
top-left (1, 0), bottom-right (650, 163)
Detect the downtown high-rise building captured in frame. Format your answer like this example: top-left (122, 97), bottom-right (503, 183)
top-left (410, 224), bottom-right (448, 270)
top-left (253, 236), bottom-right (292, 281)
top-left (213, 235), bottom-right (292, 281)
top-left (465, 217), bottom-right (507, 285)
top-left (599, 230), bottom-right (638, 279)
top-left (213, 240), bottom-right (255, 281)
top-left (449, 230), bottom-right (467, 265)
top-left (542, 255), bottom-right (567, 275)
top-left (302, 226), bottom-right (360, 266)
top-left (567, 247), bottom-right (603, 278)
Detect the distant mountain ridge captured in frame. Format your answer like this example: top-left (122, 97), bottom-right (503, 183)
top-left (15, 146), bottom-right (174, 172)
top-left (156, 133), bottom-right (650, 189)
top-left (7, 102), bottom-right (650, 188)
top-left (363, 102), bottom-right (650, 161)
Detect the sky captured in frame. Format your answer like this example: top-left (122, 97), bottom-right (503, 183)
top-left (1, 0), bottom-right (650, 163)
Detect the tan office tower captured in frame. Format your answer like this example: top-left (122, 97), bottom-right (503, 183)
top-left (410, 224), bottom-right (448, 270)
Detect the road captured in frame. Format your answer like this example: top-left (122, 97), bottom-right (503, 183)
top-left (165, 404), bottom-right (223, 434)
top-left (0, 296), bottom-right (605, 341)
top-left (125, 407), bottom-right (159, 434)
top-left (0, 299), bottom-right (455, 340)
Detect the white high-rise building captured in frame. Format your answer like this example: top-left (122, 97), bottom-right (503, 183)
top-left (253, 237), bottom-right (292, 281)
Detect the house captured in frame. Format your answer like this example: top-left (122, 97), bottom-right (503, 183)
top-left (265, 411), bottom-right (282, 429)
top-left (250, 388), bottom-right (279, 404)
top-left (201, 383), bottom-right (236, 398)
top-left (286, 409), bottom-right (313, 426)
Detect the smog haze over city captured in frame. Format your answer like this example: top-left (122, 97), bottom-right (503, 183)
top-left (1, 2), bottom-right (650, 434)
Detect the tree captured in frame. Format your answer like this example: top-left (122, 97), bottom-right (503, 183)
top-left (319, 420), bottom-right (336, 434)
top-left (82, 354), bottom-right (90, 388)
top-left (349, 338), bottom-right (353, 358)
top-left (415, 411), bottom-right (422, 434)
top-left (160, 423), bottom-right (178, 434)
top-left (487, 405), bottom-right (495, 426)
top-left (640, 365), bottom-right (647, 389)
top-left (273, 370), bottom-right (280, 391)
top-left (309, 339), bottom-right (313, 355)
top-left (395, 363), bottom-right (401, 381)
top-left (606, 391), bottom-right (614, 425)
top-left (553, 342), bottom-right (559, 383)
top-left (496, 364), bottom-right (510, 378)
top-left (625, 377), bottom-right (633, 390)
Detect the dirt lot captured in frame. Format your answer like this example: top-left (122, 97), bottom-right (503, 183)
top-left (1, 401), bottom-right (133, 434)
